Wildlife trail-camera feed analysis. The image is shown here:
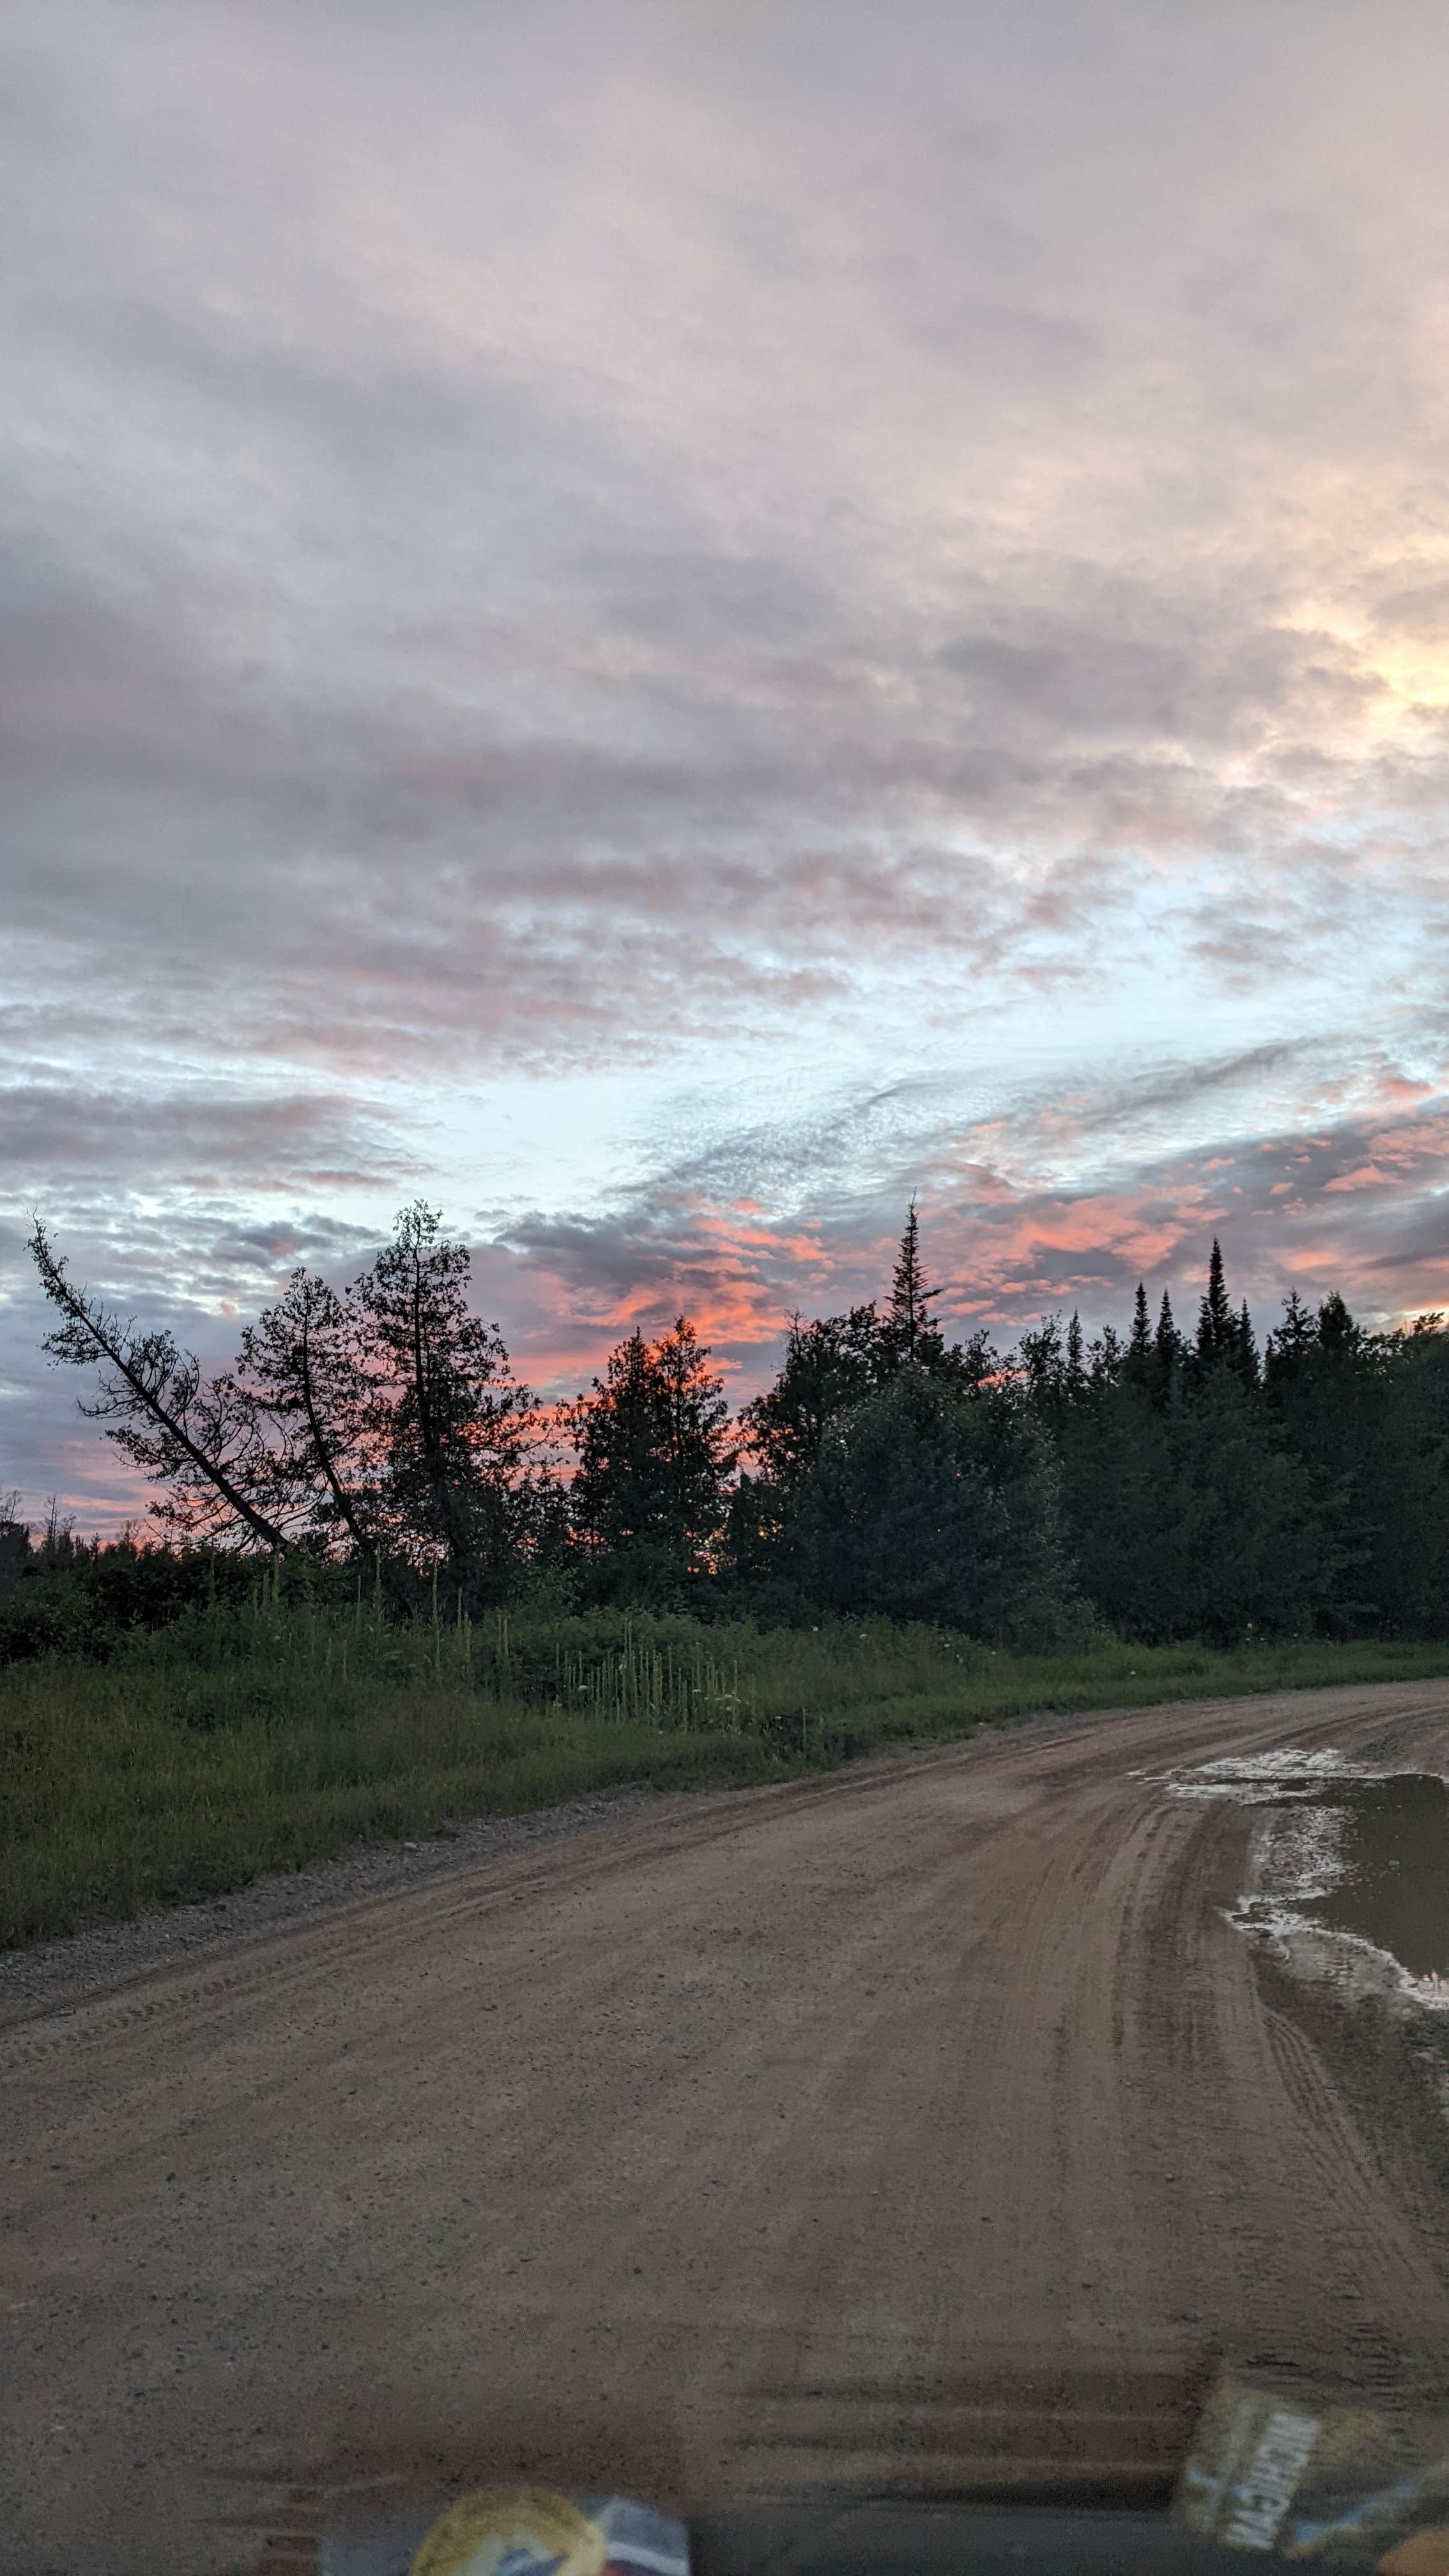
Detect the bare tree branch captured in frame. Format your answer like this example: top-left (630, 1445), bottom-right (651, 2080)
top-left (28, 1221), bottom-right (289, 1552)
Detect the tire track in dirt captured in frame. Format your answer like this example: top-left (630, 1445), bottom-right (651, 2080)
top-left (4, 1682), bottom-right (1449, 2575)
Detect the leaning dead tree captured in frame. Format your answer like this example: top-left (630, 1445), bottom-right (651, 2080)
top-left (28, 1222), bottom-right (292, 1552)
top-left (27, 1206), bottom-right (540, 1581)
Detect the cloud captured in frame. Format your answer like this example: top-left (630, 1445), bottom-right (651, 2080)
top-left (483, 1046), bottom-right (1449, 1395)
top-left (8, 1039), bottom-right (1449, 1528)
top-left (0, 1074), bottom-right (422, 1196)
top-left (6, 3), bottom-right (1449, 1512)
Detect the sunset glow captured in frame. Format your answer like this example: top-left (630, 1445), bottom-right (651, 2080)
top-left (3, 3), bottom-right (1449, 1528)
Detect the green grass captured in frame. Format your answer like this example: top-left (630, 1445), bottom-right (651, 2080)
top-left (4, 1596), bottom-right (1447, 1950)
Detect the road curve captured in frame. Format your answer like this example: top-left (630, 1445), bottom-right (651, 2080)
top-left (5, 1681), bottom-right (1449, 2575)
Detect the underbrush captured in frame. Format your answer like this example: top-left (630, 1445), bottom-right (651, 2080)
top-left (4, 1592), bottom-right (1446, 1949)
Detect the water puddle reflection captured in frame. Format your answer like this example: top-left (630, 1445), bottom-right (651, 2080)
top-left (1299, 1773), bottom-right (1449, 1979)
top-left (1167, 1748), bottom-right (1449, 2007)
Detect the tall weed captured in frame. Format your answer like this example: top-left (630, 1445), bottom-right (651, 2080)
top-left (4, 1590), bottom-right (1446, 1947)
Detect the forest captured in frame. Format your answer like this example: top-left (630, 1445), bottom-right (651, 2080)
top-left (8, 1202), bottom-right (1449, 1653)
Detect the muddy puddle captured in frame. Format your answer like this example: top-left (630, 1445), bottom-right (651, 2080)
top-left (1166, 1748), bottom-right (1449, 2011)
top-left (1298, 1771), bottom-right (1449, 1977)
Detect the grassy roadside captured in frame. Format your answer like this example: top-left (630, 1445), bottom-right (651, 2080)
top-left (4, 1604), bottom-right (1447, 1949)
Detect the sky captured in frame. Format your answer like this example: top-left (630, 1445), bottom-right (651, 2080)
top-left (3, 0), bottom-right (1449, 1528)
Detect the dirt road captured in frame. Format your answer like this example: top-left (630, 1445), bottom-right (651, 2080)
top-left (6, 1682), bottom-right (1449, 2575)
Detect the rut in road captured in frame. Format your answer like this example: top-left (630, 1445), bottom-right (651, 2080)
top-left (4, 1680), bottom-right (1449, 2576)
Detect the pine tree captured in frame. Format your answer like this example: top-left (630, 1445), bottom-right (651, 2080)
top-left (1197, 1238), bottom-right (1235, 1368)
top-left (792, 1365), bottom-right (1079, 1643)
top-left (568, 1317), bottom-right (735, 1602)
top-left (1236, 1298), bottom-right (1261, 1388)
top-left (1317, 1291), bottom-right (1360, 1360)
top-left (352, 1203), bottom-right (535, 1582)
top-left (1155, 1290), bottom-right (1181, 1373)
top-left (234, 1268), bottom-right (375, 1559)
top-left (740, 1305), bottom-right (882, 1491)
top-left (28, 1220), bottom-right (289, 1552)
top-left (1065, 1312), bottom-right (1086, 1398)
top-left (880, 1201), bottom-right (946, 1366)
top-left (1266, 1289), bottom-right (1315, 1372)
top-left (1126, 1283), bottom-right (1153, 1376)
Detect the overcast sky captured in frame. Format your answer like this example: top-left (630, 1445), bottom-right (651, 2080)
top-left (4, 1), bottom-right (1449, 1525)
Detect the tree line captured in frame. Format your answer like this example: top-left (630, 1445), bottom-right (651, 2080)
top-left (20, 1203), bottom-right (1449, 1645)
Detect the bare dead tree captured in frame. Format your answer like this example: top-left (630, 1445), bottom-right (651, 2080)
top-left (28, 1221), bottom-right (290, 1552)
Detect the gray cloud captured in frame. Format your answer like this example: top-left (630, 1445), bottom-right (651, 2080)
top-left (0, 1076), bottom-right (420, 1194)
top-left (6, 1), bottom-right (1449, 1511)
top-left (491, 1047), bottom-right (1449, 1383)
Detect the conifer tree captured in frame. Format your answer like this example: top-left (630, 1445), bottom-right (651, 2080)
top-left (740, 1305), bottom-right (882, 1490)
top-left (1197, 1238), bottom-right (1235, 1368)
top-left (1016, 1314), bottom-right (1066, 1410)
top-left (27, 1207), bottom-right (537, 1581)
top-left (1267, 1288), bottom-right (1314, 1367)
top-left (568, 1317), bottom-right (735, 1601)
top-left (880, 1201), bottom-right (946, 1366)
top-left (1089, 1322), bottom-right (1124, 1383)
top-left (1126, 1283), bottom-right (1153, 1378)
top-left (1236, 1299), bottom-right (1261, 1388)
top-left (234, 1269), bottom-right (375, 1559)
top-left (351, 1202), bottom-right (535, 1582)
top-left (1317, 1291), bottom-right (1360, 1360)
top-left (28, 1220), bottom-right (289, 1552)
top-left (1155, 1290), bottom-right (1181, 1374)
top-left (792, 1365), bottom-right (1079, 1642)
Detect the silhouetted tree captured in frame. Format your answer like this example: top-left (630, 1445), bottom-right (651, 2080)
top-left (792, 1363), bottom-right (1080, 1643)
top-left (1197, 1238), bottom-right (1235, 1369)
top-left (1265, 1291), bottom-right (1449, 1634)
top-left (568, 1317), bottom-right (735, 1603)
top-left (740, 1304), bottom-right (883, 1492)
top-left (352, 1202), bottom-right (535, 1586)
top-left (1155, 1289), bottom-right (1181, 1379)
top-left (1236, 1298), bottom-right (1261, 1388)
top-left (29, 1207), bottom-right (537, 1588)
top-left (1016, 1314), bottom-right (1068, 1414)
top-left (1124, 1283), bottom-right (1153, 1384)
top-left (29, 1221), bottom-right (289, 1551)
top-left (880, 1200), bottom-right (945, 1365)
top-left (29, 1206), bottom-right (1449, 1645)
top-left (234, 1268), bottom-right (375, 1560)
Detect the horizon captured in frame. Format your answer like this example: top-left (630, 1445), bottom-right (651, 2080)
top-left (4, 2), bottom-right (1448, 1530)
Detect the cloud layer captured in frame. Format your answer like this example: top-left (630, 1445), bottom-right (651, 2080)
top-left (3, 2), bottom-right (1448, 1520)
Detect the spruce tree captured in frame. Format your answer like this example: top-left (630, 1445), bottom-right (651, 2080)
top-left (1267, 1288), bottom-right (1314, 1368)
top-left (1149, 1288), bottom-right (1176, 1370)
top-left (234, 1268), bottom-right (375, 1559)
top-left (1236, 1299), bottom-right (1261, 1388)
top-left (568, 1317), bottom-right (735, 1602)
top-left (792, 1365), bottom-right (1080, 1643)
top-left (1016, 1314), bottom-right (1065, 1409)
top-left (1197, 1238), bottom-right (1235, 1368)
top-left (352, 1202), bottom-right (535, 1584)
top-left (1126, 1283), bottom-right (1153, 1377)
top-left (1265, 1289), bottom-right (1384, 1632)
top-left (1154, 1291), bottom-right (1181, 1382)
top-left (739, 1305), bottom-right (882, 1492)
top-left (880, 1201), bottom-right (946, 1366)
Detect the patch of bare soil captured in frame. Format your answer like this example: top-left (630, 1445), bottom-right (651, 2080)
top-left (4, 1683), bottom-right (1448, 2575)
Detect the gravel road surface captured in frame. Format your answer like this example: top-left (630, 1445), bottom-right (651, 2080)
top-left (5, 1682), bottom-right (1449, 2575)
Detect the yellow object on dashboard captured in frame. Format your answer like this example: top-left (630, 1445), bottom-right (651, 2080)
top-left (411, 2485), bottom-right (608, 2576)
